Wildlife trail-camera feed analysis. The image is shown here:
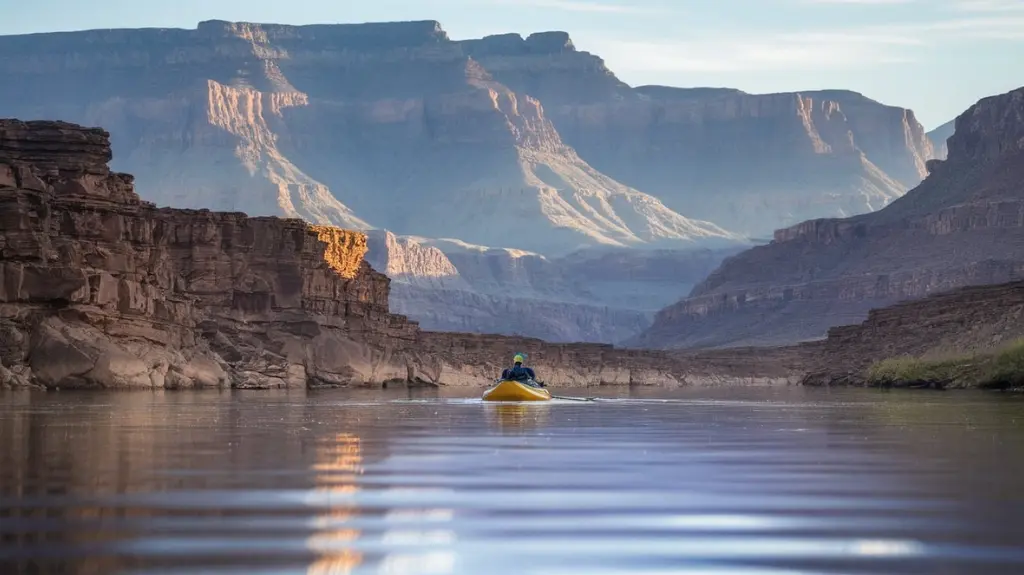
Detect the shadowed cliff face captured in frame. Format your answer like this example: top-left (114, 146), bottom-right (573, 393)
top-left (0, 119), bottom-right (794, 390)
top-left (0, 20), bottom-right (738, 256)
top-left (928, 119), bottom-right (956, 161)
top-left (633, 86), bottom-right (1024, 350)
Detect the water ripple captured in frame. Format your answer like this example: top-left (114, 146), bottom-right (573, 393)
top-left (2, 387), bottom-right (1024, 574)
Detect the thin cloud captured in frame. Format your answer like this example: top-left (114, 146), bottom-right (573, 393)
top-left (596, 36), bottom-right (911, 73)
top-left (949, 0), bottom-right (1024, 11)
top-left (489, 0), bottom-right (657, 13)
top-left (872, 15), bottom-right (1024, 39)
top-left (590, 12), bottom-right (1023, 74)
top-left (801, 0), bottom-right (916, 4)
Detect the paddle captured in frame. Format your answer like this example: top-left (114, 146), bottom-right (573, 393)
top-left (551, 395), bottom-right (599, 402)
top-left (531, 379), bottom-right (599, 401)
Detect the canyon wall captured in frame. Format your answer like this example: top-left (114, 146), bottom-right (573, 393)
top-left (0, 119), bottom-right (795, 390)
top-left (0, 20), bottom-right (754, 343)
top-left (462, 34), bottom-right (937, 237)
top-left (0, 20), bottom-right (944, 343)
top-left (803, 281), bottom-right (1024, 385)
top-left (0, 20), bottom-right (737, 255)
top-left (635, 86), bottom-right (1024, 349)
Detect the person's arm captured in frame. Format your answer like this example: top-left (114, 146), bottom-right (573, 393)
top-left (526, 367), bottom-right (536, 378)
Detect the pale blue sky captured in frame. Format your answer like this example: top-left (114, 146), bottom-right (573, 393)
top-left (3, 0), bottom-right (1022, 128)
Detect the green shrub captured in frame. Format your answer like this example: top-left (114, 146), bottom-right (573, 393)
top-left (979, 339), bottom-right (1024, 389)
top-left (866, 355), bottom-right (969, 386)
top-left (866, 338), bottom-right (1024, 389)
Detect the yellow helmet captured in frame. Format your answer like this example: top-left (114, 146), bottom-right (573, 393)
top-left (513, 353), bottom-right (524, 364)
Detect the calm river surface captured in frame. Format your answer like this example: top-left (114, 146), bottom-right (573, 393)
top-left (2, 386), bottom-right (1024, 574)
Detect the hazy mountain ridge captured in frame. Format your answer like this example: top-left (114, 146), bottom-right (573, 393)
top-left (365, 230), bottom-right (739, 342)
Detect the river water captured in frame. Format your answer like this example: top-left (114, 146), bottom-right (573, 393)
top-left (2, 386), bottom-right (1024, 574)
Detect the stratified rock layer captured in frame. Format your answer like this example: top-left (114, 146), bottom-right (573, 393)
top-left (462, 34), bottom-right (937, 236)
top-left (802, 281), bottom-right (1024, 385)
top-left (0, 20), bottom-right (941, 246)
top-left (635, 86), bottom-right (1024, 349)
top-left (0, 20), bottom-right (737, 255)
top-left (0, 20), bottom-right (943, 342)
top-left (0, 119), bottom-right (793, 389)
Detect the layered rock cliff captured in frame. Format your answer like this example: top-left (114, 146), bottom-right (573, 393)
top-left (462, 35), bottom-right (937, 237)
top-left (0, 19), bottom-right (942, 342)
top-left (0, 20), bottom-right (737, 255)
top-left (634, 86), bottom-right (1024, 349)
top-left (0, 20), bottom-right (939, 245)
top-left (803, 280), bottom-right (1024, 385)
top-left (0, 119), bottom-right (786, 389)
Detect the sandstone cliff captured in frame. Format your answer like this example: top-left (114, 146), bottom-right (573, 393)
top-left (0, 20), bottom-right (738, 255)
top-left (0, 119), bottom-right (787, 389)
top-left (634, 86), bottom-right (1024, 349)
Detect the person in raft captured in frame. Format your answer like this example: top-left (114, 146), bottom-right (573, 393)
top-left (501, 353), bottom-right (544, 387)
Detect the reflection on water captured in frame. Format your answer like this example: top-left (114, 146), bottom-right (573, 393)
top-left (1, 387), bottom-right (1024, 574)
top-left (307, 432), bottom-right (363, 574)
top-left (485, 403), bottom-right (550, 432)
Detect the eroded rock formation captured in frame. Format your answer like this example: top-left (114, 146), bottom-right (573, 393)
top-left (463, 35), bottom-right (937, 236)
top-left (0, 20), bottom-right (942, 246)
top-left (0, 19), bottom-right (943, 342)
top-left (0, 119), bottom-right (793, 389)
top-left (0, 20), bottom-right (737, 255)
top-left (635, 86), bottom-right (1024, 349)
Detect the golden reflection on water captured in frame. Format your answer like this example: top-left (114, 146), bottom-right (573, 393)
top-left (306, 432), bottom-right (363, 574)
top-left (485, 403), bottom-right (551, 432)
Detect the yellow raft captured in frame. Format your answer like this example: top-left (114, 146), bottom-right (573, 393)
top-left (482, 379), bottom-right (551, 402)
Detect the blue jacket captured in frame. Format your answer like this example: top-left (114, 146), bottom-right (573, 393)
top-left (501, 365), bottom-right (536, 381)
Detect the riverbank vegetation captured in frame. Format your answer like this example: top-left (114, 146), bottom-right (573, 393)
top-left (866, 338), bottom-right (1024, 389)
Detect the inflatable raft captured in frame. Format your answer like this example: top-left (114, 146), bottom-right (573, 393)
top-left (482, 379), bottom-right (551, 402)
